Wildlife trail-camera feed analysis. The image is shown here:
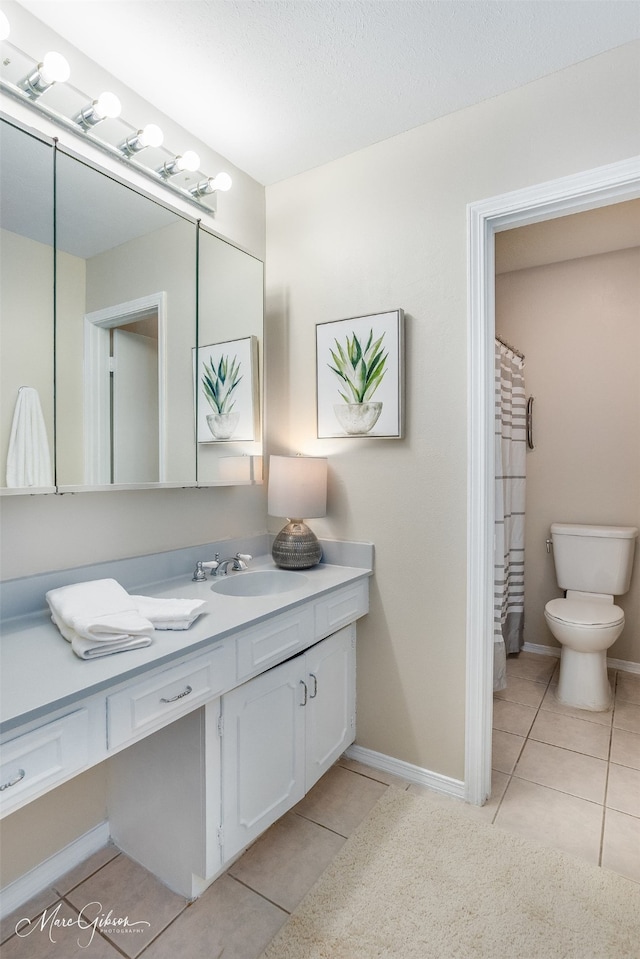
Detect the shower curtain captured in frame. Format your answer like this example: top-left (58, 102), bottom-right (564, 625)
top-left (494, 340), bottom-right (526, 691)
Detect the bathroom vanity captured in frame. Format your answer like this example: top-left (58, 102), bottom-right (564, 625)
top-left (0, 538), bottom-right (372, 900)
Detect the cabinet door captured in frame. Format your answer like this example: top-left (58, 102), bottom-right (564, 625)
top-left (222, 656), bottom-right (305, 860)
top-left (305, 625), bottom-right (356, 791)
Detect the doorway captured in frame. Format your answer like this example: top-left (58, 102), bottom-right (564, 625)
top-left (465, 156), bottom-right (640, 805)
top-left (83, 292), bottom-right (167, 486)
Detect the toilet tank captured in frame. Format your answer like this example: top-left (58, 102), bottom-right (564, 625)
top-left (550, 524), bottom-right (638, 595)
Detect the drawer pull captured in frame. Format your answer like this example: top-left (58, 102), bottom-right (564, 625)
top-left (0, 768), bottom-right (26, 791)
top-left (309, 673), bottom-right (318, 698)
top-left (160, 685), bottom-right (193, 704)
top-left (299, 679), bottom-right (308, 706)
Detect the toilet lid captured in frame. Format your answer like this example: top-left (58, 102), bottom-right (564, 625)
top-left (545, 598), bottom-right (624, 628)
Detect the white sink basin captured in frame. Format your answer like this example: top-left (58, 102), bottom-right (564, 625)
top-left (210, 569), bottom-right (308, 597)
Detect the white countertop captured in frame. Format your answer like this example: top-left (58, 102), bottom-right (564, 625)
top-left (0, 556), bottom-right (372, 735)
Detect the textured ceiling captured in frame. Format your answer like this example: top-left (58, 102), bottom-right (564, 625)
top-left (15, 1), bottom-right (640, 185)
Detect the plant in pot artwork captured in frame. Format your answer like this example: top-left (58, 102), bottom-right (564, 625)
top-left (316, 310), bottom-right (404, 438)
top-left (202, 353), bottom-right (242, 439)
top-left (194, 336), bottom-right (258, 444)
top-left (328, 329), bottom-right (387, 434)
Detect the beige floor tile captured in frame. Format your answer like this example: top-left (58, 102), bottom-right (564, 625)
top-left (337, 756), bottom-right (411, 788)
top-left (506, 651), bottom-right (558, 684)
top-left (492, 728), bottom-right (524, 774)
top-left (492, 699), bottom-right (538, 737)
top-left (539, 685), bottom-right (613, 726)
top-left (228, 810), bottom-right (345, 912)
top-left (601, 808), bottom-right (640, 883)
top-left (142, 875), bottom-right (287, 959)
top-left (529, 709), bottom-right (611, 759)
top-left (613, 698), bottom-right (640, 733)
top-left (493, 676), bottom-right (547, 708)
top-left (54, 846), bottom-right (121, 896)
top-left (514, 738), bottom-right (607, 803)
top-left (292, 764), bottom-right (387, 837)
top-left (65, 854), bottom-right (187, 959)
top-left (1, 900), bottom-right (120, 958)
top-left (610, 727), bottom-right (640, 771)
top-left (606, 763), bottom-right (640, 818)
top-left (615, 672), bottom-right (640, 706)
top-left (494, 777), bottom-right (603, 864)
top-left (1, 887), bottom-right (60, 946)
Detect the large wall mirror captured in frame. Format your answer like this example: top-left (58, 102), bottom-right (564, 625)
top-left (0, 116), bottom-right (264, 493)
top-left (0, 119), bottom-right (55, 493)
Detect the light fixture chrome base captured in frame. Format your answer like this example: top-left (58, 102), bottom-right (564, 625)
top-left (272, 520), bottom-right (322, 570)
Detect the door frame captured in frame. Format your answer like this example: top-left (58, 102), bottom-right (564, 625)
top-left (83, 291), bottom-right (167, 486)
top-left (464, 155), bottom-right (640, 804)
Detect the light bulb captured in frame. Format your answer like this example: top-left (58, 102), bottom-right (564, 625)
top-left (0, 11), bottom-right (10, 41)
top-left (93, 91), bottom-right (121, 120)
top-left (210, 172), bottom-right (232, 192)
top-left (138, 123), bottom-right (164, 149)
top-left (39, 51), bottom-right (70, 85)
top-left (177, 150), bottom-right (200, 172)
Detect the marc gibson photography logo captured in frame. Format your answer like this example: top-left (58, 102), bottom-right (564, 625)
top-left (15, 900), bottom-right (151, 949)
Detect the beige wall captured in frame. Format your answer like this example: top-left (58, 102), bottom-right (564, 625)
top-left (265, 41), bottom-right (640, 781)
top-left (496, 244), bottom-right (640, 664)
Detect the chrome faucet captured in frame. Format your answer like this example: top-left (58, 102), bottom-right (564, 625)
top-left (201, 552), bottom-right (252, 577)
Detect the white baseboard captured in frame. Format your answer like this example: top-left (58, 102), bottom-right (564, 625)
top-left (0, 821), bottom-right (110, 922)
top-left (523, 641), bottom-right (640, 675)
top-left (345, 744), bottom-right (465, 801)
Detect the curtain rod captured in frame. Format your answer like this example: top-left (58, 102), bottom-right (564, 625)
top-left (495, 335), bottom-right (525, 360)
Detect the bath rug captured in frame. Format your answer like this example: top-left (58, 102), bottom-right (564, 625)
top-left (261, 785), bottom-right (640, 959)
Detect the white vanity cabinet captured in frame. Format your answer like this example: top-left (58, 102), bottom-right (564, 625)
top-left (0, 549), bottom-right (371, 907)
top-left (221, 625), bottom-right (355, 861)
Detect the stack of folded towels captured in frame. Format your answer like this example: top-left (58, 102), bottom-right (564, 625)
top-left (46, 579), bottom-right (206, 660)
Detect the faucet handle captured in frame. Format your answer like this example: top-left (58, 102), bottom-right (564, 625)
top-left (201, 554), bottom-right (221, 576)
top-left (192, 561), bottom-right (207, 582)
top-left (236, 553), bottom-right (252, 564)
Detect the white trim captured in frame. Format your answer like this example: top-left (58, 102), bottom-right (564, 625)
top-left (522, 642), bottom-right (561, 659)
top-left (83, 292), bottom-right (168, 485)
top-left (345, 745), bottom-right (465, 800)
top-left (465, 156), bottom-right (640, 806)
top-left (0, 821), bottom-right (110, 921)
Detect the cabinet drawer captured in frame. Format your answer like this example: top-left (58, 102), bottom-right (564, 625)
top-left (0, 709), bottom-right (89, 816)
top-left (314, 581), bottom-right (368, 639)
top-left (236, 606), bottom-right (314, 680)
top-left (108, 645), bottom-right (234, 750)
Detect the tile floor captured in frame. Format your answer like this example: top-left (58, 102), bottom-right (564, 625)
top-left (1, 652), bottom-right (639, 958)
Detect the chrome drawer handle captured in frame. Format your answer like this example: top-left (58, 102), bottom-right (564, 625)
top-left (160, 685), bottom-right (193, 704)
top-left (0, 768), bottom-right (26, 791)
top-left (309, 673), bottom-right (318, 698)
top-left (299, 680), bottom-right (308, 706)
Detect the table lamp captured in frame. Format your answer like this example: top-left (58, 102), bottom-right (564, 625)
top-left (268, 455), bottom-right (328, 569)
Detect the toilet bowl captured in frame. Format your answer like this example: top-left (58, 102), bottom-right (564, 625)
top-left (544, 597), bottom-right (624, 710)
top-left (544, 524), bottom-right (637, 712)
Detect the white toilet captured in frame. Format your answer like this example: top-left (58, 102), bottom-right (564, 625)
top-left (544, 523), bottom-right (638, 711)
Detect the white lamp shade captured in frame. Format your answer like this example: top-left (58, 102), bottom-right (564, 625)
top-left (268, 455), bottom-right (327, 519)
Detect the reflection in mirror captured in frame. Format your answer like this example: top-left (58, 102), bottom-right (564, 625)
top-left (0, 119), bottom-right (55, 492)
top-left (55, 149), bottom-right (198, 488)
top-left (196, 225), bottom-right (264, 484)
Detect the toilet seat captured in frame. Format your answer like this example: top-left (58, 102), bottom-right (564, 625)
top-left (545, 598), bottom-right (624, 629)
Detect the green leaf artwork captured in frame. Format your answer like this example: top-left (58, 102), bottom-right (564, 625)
top-left (201, 354), bottom-right (243, 414)
top-left (328, 329), bottom-right (387, 404)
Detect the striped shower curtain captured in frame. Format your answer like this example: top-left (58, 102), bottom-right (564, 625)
top-left (494, 340), bottom-right (526, 691)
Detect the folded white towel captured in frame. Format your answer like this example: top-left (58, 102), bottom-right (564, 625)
top-left (6, 387), bottom-right (53, 488)
top-left (51, 615), bottom-right (152, 659)
top-left (46, 579), bottom-right (155, 645)
top-left (132, 595), bottom-right (206, 630)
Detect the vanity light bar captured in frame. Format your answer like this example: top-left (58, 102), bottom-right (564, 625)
top-left (0, 15), bottom-right (232, 213)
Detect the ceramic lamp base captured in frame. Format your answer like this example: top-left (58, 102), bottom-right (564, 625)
top-left (272, 520), bottom-right (322, 569)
